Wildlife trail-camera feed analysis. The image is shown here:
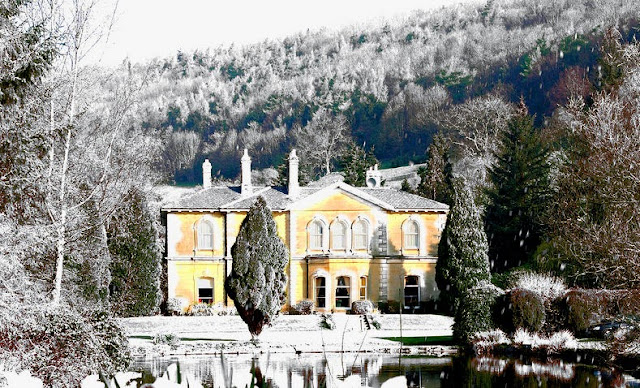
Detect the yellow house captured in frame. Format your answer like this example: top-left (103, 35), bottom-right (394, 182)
top-left (162, 149), bottom-right (448, 312)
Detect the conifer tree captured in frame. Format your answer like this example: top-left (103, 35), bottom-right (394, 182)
top-left (436, 179), bottom-right (491, 313)
top-left (107, 189), bottom-right (161, 317)
top-left (416, 132), bottom-right (453, 204)
top-left (340, 142), bottom-right (378, 186)
top-left (225, 196), bottom-right (288, 338)
top-left (485, 102), bottom-right (550, 272)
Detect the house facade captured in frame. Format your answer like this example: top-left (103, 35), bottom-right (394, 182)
top-left (162, 149), bottom-right (448, 312)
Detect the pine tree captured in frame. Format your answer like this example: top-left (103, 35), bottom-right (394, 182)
top-left (416, 132), bottom-right (453, 204)
top-left (225, 196), bottom-right (288, 338)
top-left (107, 189), bottom-right (161, 317)
top-left (485, 102), bottom-right (550, 272)
top-left (340, 142), bottom-right (378, 186)
top-left (436, 178), bottom-right (491, 313)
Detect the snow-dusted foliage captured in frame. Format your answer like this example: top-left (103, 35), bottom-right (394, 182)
top-left (225, 196), bottom-right (288, 337)
top-left (511, 328), bottom-right (577, 354)
top-left (512, 272), bottom-right (567, 301)
top-left (471, 329), bottom-right (510, 355)
top-left (436, 179), bottom-right (491, 311)
top-left (453, 281), bottom-right (503, 344)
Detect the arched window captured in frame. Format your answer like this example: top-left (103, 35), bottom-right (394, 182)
top-left (352, 219), bottom-right (368, 250)
top-left (197, 220), bottom-right (214, 250)
top-left (331, 221), bottom-right (347, 250)
top-left (309, 220), bottom-right (325, 250)
top-left (335, 276), bottom-right (351, 308)
top-left (359, 276), bottom-right (367, 300)
top-left (197, 277), bottom-right (214, 304)
top-left (404, 276), bottom-right (420, 307)
top-left (404, 220), bottom-right (419, 249)
top-left (315, 277), bottom-right (326, 308)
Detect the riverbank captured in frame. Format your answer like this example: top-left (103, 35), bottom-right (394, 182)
top-left (120, 314), bottom-right (457, 357)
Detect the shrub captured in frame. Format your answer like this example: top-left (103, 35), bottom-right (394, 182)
top-left (453, 281), bottom-right (503, 344)
top-left (289, 300), bottom-right (314, 315)
top-left (378, 300), bottom-right (401, 314)
top-left (319, 313), bottom-right (335, 330)
top-left (471, 329), bottom-right (509, 355)
top-left (510, 289), bottom-right (545, 332)
top-left (166, 298), bottom-right (184, 316)
top-left (563, 289), bottom-right (609, 334)
top-left (351, 300), bottom-right (373, 315)
top-left (512, 272), bottom-right (567, 301)
top-left (0, 305), bottom-right (130, 387)
top-left (188, 303), bottom-right (217, 316)
top-left (153, 332), bottom-right (181, 349)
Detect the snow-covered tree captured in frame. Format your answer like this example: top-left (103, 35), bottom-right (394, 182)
top-left (436, 178), bottom-right (491, 312)
top-left (225, 196), bottom-right (288, 338)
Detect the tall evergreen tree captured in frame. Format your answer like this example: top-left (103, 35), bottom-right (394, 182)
top-left (485, 102), bottom-right (550, 272)
top-left (340, 142), bottom-right (378, 186)
top-left (225, 196), bottom-right (288, 338)
top-left (107, 189), bottom-right (161, 317)
top-left (436, 178), bottom-right (491, 313)
top-left (416, 132), bottom-right (453, 204)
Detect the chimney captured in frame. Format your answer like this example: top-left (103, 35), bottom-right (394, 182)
top-left (241, 148), bottom-right (252, 196)
top-left (366, 164), bottom-right (382, 188)
top-left (202, 159), bottom-right (212, 189)
top-left (288, 149), bottom-right (300, 198)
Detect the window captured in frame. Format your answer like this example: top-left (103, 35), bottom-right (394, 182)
top-left (309, 220), bottom-right (325, 250)
top-left (197, 220), bottom-right (214, 250)
top-left (315, 277), bottom-right (326, 308)
top-left (404, 220), bottom-right (419, 249)
top-left (359, 276), bottom-right (367, 300)
top-left (332, 221), bottom-right (347, 250)
top-left (404, 276), bottom-right (420, 307)
top-left (352, 219), bottom-right (368, 250)
top-left (335, 276), bottom-right (351, 308)
top-left (197, 278), bottom-right (214, 304)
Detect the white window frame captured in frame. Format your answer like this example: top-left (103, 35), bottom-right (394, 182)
top-left (315, 276), bottom-right (327, 308)
top-left (197, 277), bottom-right (214, 304)
top-left (404, 275), bottom-right (420, 307)
top-left (331, 220), bottom-right (348, 250)
top-left (335, 276), bottom-right (351, 308)
top-left (352, 218), bottom-right (369, 250)
top-left (197, 219), bottom-right (214, 250)
top-left (309, 220), bottom-right (325, 251)
top-left (359, 276), bottom-right (367, 300)
top-left (404, 220), bottom-right (419, 249)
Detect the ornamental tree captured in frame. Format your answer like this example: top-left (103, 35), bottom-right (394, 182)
top-left (436, 178), bottom-right (491, 313)
top-left (225, 196), bottom-right (288, 338)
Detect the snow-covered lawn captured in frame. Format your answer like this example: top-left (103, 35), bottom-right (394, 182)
top-left (120, 314), bottom-right (454, 354)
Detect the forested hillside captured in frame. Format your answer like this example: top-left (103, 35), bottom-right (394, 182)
top-left (118, 0), bottom-right (639, 184)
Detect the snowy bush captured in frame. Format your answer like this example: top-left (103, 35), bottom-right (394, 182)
top-left (290, 300), bottom-right (314, 315)
top-left (502, 288), bottom-right (546, 333)
top-left (0, 305), bottom-right (130, 387)
top-left (511, 328), bottom-right (576, 354)
top-left (471, 329), bottom-right (509, 355)
top-left (512, 328), bottom-right (532, 346)
top-left (351, 300), bottom-right (374, 315)
top-left (152, 332), bottom-right (181, 349)
top-left (188, 303), bottom-right (217, 316)
top-left (512, 272), bottom-right (567, 301)
top-left (166, 298), bottom-right (184, 315)
top-left (547, 330), bottom-right (577, 353)
top-left (453, 281), bottom-right (503, 344)
top-left (319, 313), bottom-right (336, 330)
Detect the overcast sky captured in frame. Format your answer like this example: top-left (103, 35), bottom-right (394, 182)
top-left (90, 0), bottom-right (468, 67)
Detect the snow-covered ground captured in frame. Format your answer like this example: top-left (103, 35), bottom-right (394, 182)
top-left (120, 314), bottom-right (455, 355)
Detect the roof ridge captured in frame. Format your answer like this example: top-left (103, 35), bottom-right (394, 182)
top-left (221, 186), bottom-right (271, 208)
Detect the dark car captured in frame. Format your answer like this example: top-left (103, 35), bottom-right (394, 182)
top-left (587, 321), bottom-right (633, 338)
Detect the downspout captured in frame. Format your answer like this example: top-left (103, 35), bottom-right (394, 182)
top-left (223, 211), bottom-right (228, 306)
top-left (306, 257), bottom-right (309, 299)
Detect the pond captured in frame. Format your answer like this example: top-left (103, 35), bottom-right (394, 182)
top-left (127, 353), bottom-right (640, 388)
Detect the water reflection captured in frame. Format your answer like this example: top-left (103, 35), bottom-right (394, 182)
top-left (129, 354), bottom-right (635, 388)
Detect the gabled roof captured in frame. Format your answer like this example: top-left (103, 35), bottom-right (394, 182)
top-left (162, 179), bottom-right (448, 213)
